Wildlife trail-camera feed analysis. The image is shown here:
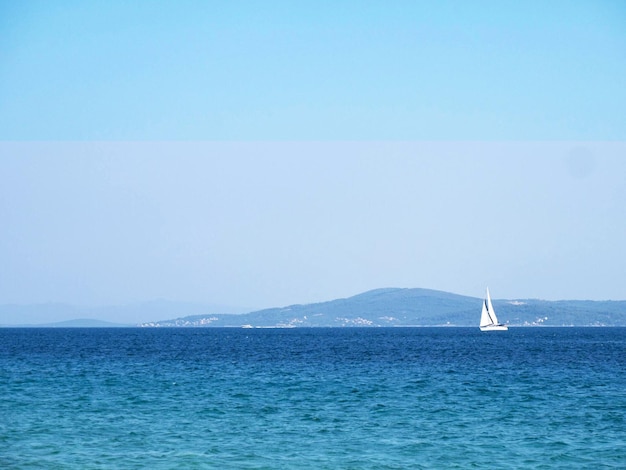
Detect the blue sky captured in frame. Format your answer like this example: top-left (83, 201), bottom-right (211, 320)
top-left (1, 2), bottom-right (625, 322)
top-left (1, 0), bottom-right (624, 139)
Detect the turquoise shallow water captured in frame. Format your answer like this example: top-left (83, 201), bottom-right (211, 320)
top-left (1, 327), bottom-right (625, 469)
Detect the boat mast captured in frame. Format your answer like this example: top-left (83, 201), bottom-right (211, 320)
top-left (486, 288), bottom-right (498, 325)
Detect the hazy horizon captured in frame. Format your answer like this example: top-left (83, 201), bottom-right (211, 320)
top-left (2, 283), bottom-right (625, 327)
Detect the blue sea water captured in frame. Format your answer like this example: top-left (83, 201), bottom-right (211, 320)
top-left (1, 327), bottom-right (625, 469)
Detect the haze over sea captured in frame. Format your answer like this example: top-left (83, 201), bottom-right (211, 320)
top-left (2, 327), bottom-right (624, 469)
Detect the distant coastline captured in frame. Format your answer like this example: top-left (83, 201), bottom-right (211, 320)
top-left (2, 288), bottom-right (625, 328)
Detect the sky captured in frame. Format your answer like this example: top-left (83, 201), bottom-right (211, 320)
top-left (1, 2), bottom-right (625, 322)
top-left (1, 0), bottom-right (625, 140)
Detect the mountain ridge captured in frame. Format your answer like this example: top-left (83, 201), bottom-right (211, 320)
top-left (2, 288), bottom-right (625, 327)
top-left (0, 299), bottom-right (248, 327)
top-left (141, 288), bottom-right (626, 328)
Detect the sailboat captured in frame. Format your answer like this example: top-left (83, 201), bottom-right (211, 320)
top-left (479, 288), bottom-right (508, 331)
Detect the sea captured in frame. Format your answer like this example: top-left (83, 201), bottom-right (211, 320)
top-left (1, 327), bottom-right (624, 469)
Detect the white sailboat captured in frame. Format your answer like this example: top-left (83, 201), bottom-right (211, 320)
top-left (479, 288), bottom-right (508, 331)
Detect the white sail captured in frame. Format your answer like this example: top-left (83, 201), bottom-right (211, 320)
top-left (479, 288), bottom-right (508, 331)
top-left (486, 288), bottom-right (499, 324)
top-left (480, 300), bottom-right (491, 327)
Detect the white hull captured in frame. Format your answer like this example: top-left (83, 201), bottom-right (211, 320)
top-left (479, 324), bottom-right (508, 331)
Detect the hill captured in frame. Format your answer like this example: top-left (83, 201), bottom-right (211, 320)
top-left (140, 288), bottom-right (626, 327)
top-left (0, 300), bottom-right (247, 326)
top-left (3, 289), bottom-right (624, 327)
top-left (34, 319), bottom-right (131, 328)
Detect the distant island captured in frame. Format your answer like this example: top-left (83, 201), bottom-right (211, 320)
top-left (2, 288), bottom-right (625, 327)
top-left (141, 288), bottom-right (624, 328)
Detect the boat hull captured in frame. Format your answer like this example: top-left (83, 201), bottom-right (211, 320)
top-left (480, 324), bottom-right (508, 331)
